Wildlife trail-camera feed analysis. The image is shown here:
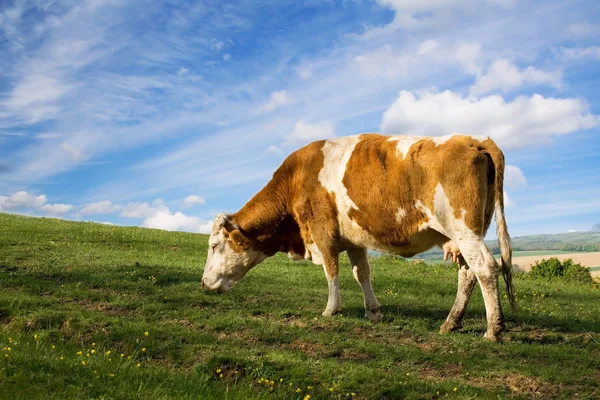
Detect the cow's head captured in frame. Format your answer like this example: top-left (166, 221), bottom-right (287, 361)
top-left (201, 214), bottom-right (268, 293)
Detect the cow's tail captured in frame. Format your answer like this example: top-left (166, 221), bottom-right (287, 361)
top-left (487, 144), bottom-right (517, 312)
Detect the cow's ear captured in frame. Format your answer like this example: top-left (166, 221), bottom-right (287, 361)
top-left (228, 229), bottom-right (250, 251)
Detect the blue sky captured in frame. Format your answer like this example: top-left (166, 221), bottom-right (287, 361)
top-left (1, 0), bottom-right (599, 238)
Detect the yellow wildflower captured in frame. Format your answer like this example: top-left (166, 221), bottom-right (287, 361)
top-left (216, 369), bottom-right (222, 373)
top-left (454, 387), bottom-right (458, 392)
top-left (304, 395), bottom-right (311, 400)
top-left (34, 334), bottom-right (38, 340)
top-left (144, 331), bottom-right (149, 337)
top-left (136, 363), bottom-right (141, 368)
top-left (81, 361), bottom-right (86, 365)
top-left (7, 347), bottom-right (11, 352)
top-left (76, 351), bottom-right (82, 355)
top-left (121, 353), bottom-right (125, 358)
top-left (219, 374), bottom-right (224, 378)
top-left (105, 351), bottom-right (111, 356)
top-left (296, 388), bottom-right (301, 393)
top-left (91, 350), bottom-right (95, 354)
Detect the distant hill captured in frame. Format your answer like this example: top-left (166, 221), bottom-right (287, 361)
top-left (417, 231), bottom-right (600, 260)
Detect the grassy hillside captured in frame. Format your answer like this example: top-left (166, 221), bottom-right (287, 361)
top-left (1, 213), bottom-right (599, 399)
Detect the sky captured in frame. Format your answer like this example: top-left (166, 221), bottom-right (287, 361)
top-left (1, 0), bottom-right (599, 238)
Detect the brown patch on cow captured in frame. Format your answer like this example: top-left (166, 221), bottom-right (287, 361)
top-left (343, 135), bottom-right (433, 247)
top-left (343, 134), bottom-right (500, 243)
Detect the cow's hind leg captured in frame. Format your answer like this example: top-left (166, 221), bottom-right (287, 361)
top-left (347, 247), bottom-right (382, 323)
top-left (440, 255), bottom-right (477, 333)
top-left (455, 238), bottom-right (505, 341)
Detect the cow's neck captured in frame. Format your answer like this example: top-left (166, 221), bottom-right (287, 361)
top-left (232, 172), bottom-right (296, 255)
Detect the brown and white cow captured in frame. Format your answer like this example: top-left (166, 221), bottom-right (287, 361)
top-left (202, 133), bottom-right (516, 341)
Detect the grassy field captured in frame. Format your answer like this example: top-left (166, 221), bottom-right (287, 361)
top-left (1, 213), bottom-right (600, 399)
top-left (512, 251), bottom-right (580, 257)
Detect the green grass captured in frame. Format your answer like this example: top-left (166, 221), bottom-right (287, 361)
top-left (1, 213), bottom-right (599, 399)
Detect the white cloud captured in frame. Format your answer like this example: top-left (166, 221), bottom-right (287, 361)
top-left (503, 191), bottom-right (514, 207)
top-left (40, 203), bottom-right (73, 215)
top-left (355, 40), bottom-right (481, 78)
top-left (381, 90), bottom-right (599, 148)
top-left (182, 195), bottom-right (205, 208)
top-left (80, 200), bottom-right (122, 215)
top-left (266, 144), bottom-right (284, 155)
top-left (297, 64), bottom-right (313, 79)
top-left (470, 59), bottom-right (562, 97)
top-left (0, 191), bottom-right (47, 210)
top-left (365, 0), bottom-right (517, 34)
top-left (2, 74), bottom-right (71, 123)
top-left (120, 200), bottom-right (167, 218)
top-left (143, 210), bottom-right (212, 233)
top-left (557, 46), bottom-right (600, 60)
top-left (505, 165), bottom-right (527, 189)
top-left (33, 133), bottom-right (64, 140)
top-left (223, 53), bottom-right (231, 62)
top-left (61, 143), bottom-right (88, 162)
top-left (283, 120), bottom-right (335, 147)
top-left (261, 90), bottom-right (293, 112)
top-left (567, 229), bottom-right (577, 233)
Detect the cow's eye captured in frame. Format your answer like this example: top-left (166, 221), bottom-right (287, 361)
top-left (211, 244), bottom-right (217, 253)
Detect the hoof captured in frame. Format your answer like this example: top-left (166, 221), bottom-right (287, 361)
top-left (483, 330), bottom-right (501, 342)
top-left (366, 308), bottom-right (383, 323)
top-left (322, 308), bottom-right (341, 317)
top-left (439, 320), bottom-right (462, 334)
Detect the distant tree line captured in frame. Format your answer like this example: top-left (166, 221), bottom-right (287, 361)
top-left (560, 243), bottom-right (600, 252)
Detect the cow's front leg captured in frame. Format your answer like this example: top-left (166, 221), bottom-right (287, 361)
top-left (347, 247), bottom-right (382, 323)
top-left (321, 254), bottom-right (342, 317)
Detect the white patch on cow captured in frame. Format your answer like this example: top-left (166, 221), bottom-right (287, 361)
top-left (396, 207), bottom-right (407, 223)
top-left (319, 135), bottom-right (361, 212)
top-left (416, 183), bottom-right (495, 273)
top-left (318, 136), bottom-right (382, 248)
top-left (307, 242), bottom-right (323, 265)
top-left (431, 134), bottom-right (457, 146)
top-left (322, 275), bottom-right (341, 315)
top-left (432, 134), bottom-right (489, 146)
top-left (387, 135), bottom-right (422, 160)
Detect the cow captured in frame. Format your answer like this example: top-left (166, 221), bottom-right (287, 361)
top-left (202, 133), bottom-right (516, 341)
